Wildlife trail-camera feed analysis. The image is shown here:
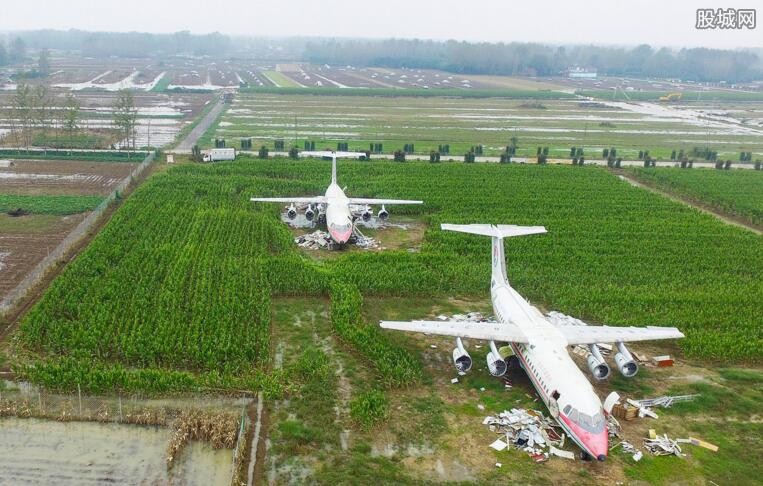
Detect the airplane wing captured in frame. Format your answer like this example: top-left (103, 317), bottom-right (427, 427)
top-left (347, 198), bottom-right (423, 205)
top-left (556, 325), bottom-right (684, 345)
top-left (250, 196), bottom-right (327, 204)
top-left (380, 320), bottom-right (529, 343)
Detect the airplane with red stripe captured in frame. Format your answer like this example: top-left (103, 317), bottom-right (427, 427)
top-left (251, 152), bottom-right (422, 246)
top-left (381, 224), bottom-right (684, 461)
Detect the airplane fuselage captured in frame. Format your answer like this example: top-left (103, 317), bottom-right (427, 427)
top-left (324, 183), bottom-right (353, 244)
top-left (491, 280), bottom-right (609, 460)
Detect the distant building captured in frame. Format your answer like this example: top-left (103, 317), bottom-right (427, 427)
top-left (567, 67), bottom-right (598, 79)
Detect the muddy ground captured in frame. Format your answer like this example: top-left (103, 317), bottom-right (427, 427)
top-left (0, 417), bottom-right (232, 485)
top-left (0, 213), bottom-right (86, 299)
top-left (0, 160), bottom-right (136, 196)
top-left (261, 296), bottom-right (762, 485)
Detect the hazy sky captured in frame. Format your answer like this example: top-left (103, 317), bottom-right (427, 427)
top-left (4, 0), bottom-right (762, 48)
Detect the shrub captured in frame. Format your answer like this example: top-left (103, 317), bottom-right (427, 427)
top-left (350, 389), bottom-right (389, 429)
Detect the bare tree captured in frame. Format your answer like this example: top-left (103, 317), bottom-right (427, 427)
top-left (38, 48), bottom-right (51, 76)
top-left (13, 83), bottom-right (33, 150)
top-left (33, 84), bottom-right (54, 142)
top-left (62, 92), bottom-right (80, 143)
top-left (113, 89), bottom-right (137, 150)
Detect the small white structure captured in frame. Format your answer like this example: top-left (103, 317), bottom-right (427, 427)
top-left (203, 148), bottom-right (236, 162)
top-left (568, 67), bottom-right (598, 79)
top-left (166, 154), bottom-right (175, 164)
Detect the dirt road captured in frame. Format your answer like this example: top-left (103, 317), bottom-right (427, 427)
top-left (175, 100), bottom-right (224, 151)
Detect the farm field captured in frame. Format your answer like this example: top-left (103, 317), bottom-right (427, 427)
top-left (628, 167), bottom-right (763, 228)
top-left (0, 90), bottom-right (213, 149)
top-left (9, 158), bottom-right (761, 383)
top-left (209, 93), bottom-right (763, 160)
top-left (265, 297), bottom-right (762, 484)
top-left (6, 55), bottom-right (572, 93)
top-left (0, 158), bottom-right (136, 303)
top-left (4, 158), bottom-right (761, 484)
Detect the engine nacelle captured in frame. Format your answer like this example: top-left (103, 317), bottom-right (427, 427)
top-left (586, 344), bottom-right (611, 381)
top-left (377, 205), bottom-right (389, 221)
top-left (452, 337), bottom-right (472, 373)
top-left (286, 204), bottom-right (297, 220)
top-left (487, 340), bottom-right (507, 377)
top-left (615, 342), bottom-right (638, 377)
top-left (305, 205), bottom-right (315, 221)
top-left (362, 207), bottom-right (372, 222)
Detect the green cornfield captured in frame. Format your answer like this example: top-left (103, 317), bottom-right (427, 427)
top-left (629, 167), bottom-right (763, 227)
top-left (16, 158), bottom-right (762, 393)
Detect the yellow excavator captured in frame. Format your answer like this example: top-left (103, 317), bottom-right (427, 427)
top-left (659, 92), bottom-right (682, 102)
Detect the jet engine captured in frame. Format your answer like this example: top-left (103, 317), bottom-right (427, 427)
top-left (614, 342), bottom-right (638, 377)
top-left (377, 205), bottom-right (389, 221)
top-left (452, 337), bottom-right (472, 373)
top-left (486, 341), bottom-right (508, 377)
top-left (362, 206), bottom-right (372, 222)
top-left (586, 344), bottom-right (611, 381)
top-left (286, 204), bottom-right (297, 220)
top-left (305, 205), bottom-right (315, 221)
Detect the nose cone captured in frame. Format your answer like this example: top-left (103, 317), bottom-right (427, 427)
top-left (329, 227), bottom-right (352, 244)
top-left (559, 413), bottom-right (609, 461)
top-left (587, 431), bottom-right (609, 461)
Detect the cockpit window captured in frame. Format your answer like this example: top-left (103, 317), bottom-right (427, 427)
top-left (332, 222), bottom-right (351, 232)
top-left (565, 407), bottom-right (605, 433)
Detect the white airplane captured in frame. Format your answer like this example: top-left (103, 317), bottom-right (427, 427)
top-left (380, 224), bottom-right (684, 461)
top-left (250, 152), bottom-right (422, 246)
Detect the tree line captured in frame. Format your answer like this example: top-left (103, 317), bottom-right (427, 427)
top-left (303, 39), bottom-right (762, 83)
top-left (4, 86), bottom-right (138, 150)
top-left (0, 37), bottom-right (27, 66)
top-left (11, 30), bottom-right (231, 58)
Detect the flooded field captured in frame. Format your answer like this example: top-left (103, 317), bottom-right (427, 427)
top-left (210, 93), bottom-right (763, 160)
top-left (0, 91), bottom-right (212, 149)
top-left (0, 417), bottom-right (232, 485)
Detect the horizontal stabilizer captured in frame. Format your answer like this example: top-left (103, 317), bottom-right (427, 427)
top-left (441, 224), bottom-right (546, 238)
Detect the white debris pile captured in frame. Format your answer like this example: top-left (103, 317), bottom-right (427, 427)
top-left (293, 230), bottom-right (380, 250)
top-left (607, 414), bottom-right (622, 438)
top-left (353, 233), bottom-right (380, 249)
top-left (627, 398), bottom-right (659, 419)
top-left (443, 312), bottom-right (490, 322)
top-left (644, 434), bottom-right (683, 456)
top-left (633, 394), bottom-right (699, 409)
top-left (482, 408), bottom-right (568, 462)
top-left (612, 441), bottom-right (643, 461)
top-left (295, 231), bottom-right (332, 249)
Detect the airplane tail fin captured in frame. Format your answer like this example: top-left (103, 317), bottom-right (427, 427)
top-left (331, 155), bottom-right (337, 184)
top-left (441, 224), bottom-right (546, 283)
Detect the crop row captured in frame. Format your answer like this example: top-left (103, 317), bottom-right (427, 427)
top-left (17, 158), bottom-right (761, 396)
top-left (329, 280), bottom-right (421, 386)
top-left (0, 194), bottom-right (103, 215)
top-left (629, 167), bottom-right (763, 227)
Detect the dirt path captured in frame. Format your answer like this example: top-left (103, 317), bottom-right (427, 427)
top-left (175, 99), bottom-right (224, 151)
top-left (246, 391), bottom-right (264, 486)
top-left (615, 170), bottom-right (762, 235)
